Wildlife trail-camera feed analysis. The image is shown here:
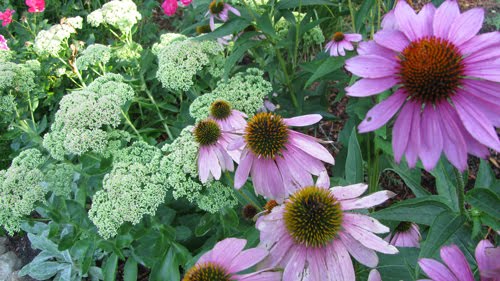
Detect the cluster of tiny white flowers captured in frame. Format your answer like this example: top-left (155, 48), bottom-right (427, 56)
top-left (76, 44), bottom-right (112, 70)
top-left (0, 61), bottom-right (39, 94)
top-left (33, 17), bottom-right (83, 57)
top-left (87, 0), bottom-right (142, 34)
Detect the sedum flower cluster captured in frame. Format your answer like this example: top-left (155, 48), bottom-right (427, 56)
top-left (87, 0), bottom-right (142, 34)
top-left (275, 12), bottom-right (325, 47)
top-left (43, 73), bottom-right (134, 160)
top-left (76, 44), bottom-right (111, 71)
top-left (0, 149), bottom-right (46, 235)
top-left (189, 68), bottom-right (272, 121)
top-left (151, 33), bottom-right (187, 55)
top-left (161, 126), bottom-right (238, 213)
top-left (0, 60), bottom-right (39, 94)
top-left (89, 142), bottom-right (167, 239)
top-left (155, 36), bottom-right (225, 92)
top-left (43, 163), bottom-right (76, 197)
top-left (33, 17), bottom-right (83, 57)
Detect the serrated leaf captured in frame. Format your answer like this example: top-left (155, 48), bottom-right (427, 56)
top-left (466, 188), bottom-right (500, 218)
top-left (372, 196), bottom-right (452, 225)
top-left (345, 127), bottom-right (363, 184)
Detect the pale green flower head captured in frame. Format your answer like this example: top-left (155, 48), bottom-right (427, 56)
top-left (152, 33), bottom-right (187, 55)
top-left (33, 17), bottom-right (83, 57)
top-left (0, 50), bottom-right (14, 63)
top-left (276, 12), bottom-right (325, 47)
top-left (76, 44), bottom-right (112, 70)
top-left (0, 149), bottom-right (46, 235)
top-left (0, 61), bottom-right (38, 94)
top-left (87, 0), bottom-right (142, 34)
top-left (43, 74), bottom-right (134, 160)
top-left (189, 68), bottom-right (272, 121)
top-left (0, 95), bottom-right (16, 122)
top-left (155, 39), bottom-right (224, 92)
top-left (113, 42), bottom-right (143, 63)
top-left (161, 127), bottom-right (238, 213)
top-left (43, 163), bottom-right (76, 197)
top-left (89, 142), bottom-right (167, 239)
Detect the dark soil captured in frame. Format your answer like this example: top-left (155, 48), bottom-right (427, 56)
top-left (5, 235), bottom-right (39, 281)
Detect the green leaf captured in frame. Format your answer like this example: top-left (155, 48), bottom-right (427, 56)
top-left (372, 196), bottom-right (452, 225)
top-left (194, 18), bottom-right (250, 41)
top-left (377, 248), bottom-right (420, 281)
top-left (419, 212), bottom-right (465, 260)
top-left (386, 161), bottom-right (430, 197)
top-left (103, 254), bottom-right (118, 281)
top-left (223, 39), bottom-right (261, 79)
top-left (195, 213), bottom-right (214, 237)
top-left (430, 160), bottom-right (458, 211)
top-left (20, 262), bottom-right (67, 280)
top-left (150, 247), bottom-right (180, 281)
top-left (304, 57), bottom-right (344, 88)
top-left (466, 188), bottom-right (500, 218)
top-left (256, 13), bottom-right (276, 38)
top-left (475, 159), bottom-right (495, 190)
top-left (276, 0), bottom-right (334, 9)
top-left (123, 258), bottom-right (138, 281)
top-left (355, 0), bottom-right (376, 32)
top-left (345, 127), bottom-right (363, 184)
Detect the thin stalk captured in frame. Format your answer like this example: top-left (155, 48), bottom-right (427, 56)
top-left (140, 75), bottom-right (173, 140)
top-left (348, 0), bottom-right (356, 31)
top-left (454, 168), bottom-right (466, 215)
top-left (292, 0), bottom-right (303, 68)
top-left (121, 109), bottom-right (142, 139)
top-left (276, 49), bottom-right (299, 110)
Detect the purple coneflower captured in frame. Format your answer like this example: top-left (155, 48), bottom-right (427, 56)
top-left (209, 100), bottom-right (247, 131)
top-left (419, 240), bottom-right (500, 281)
top-left (256, 184), bottom-right (398, 280)
top-left (0, 35), bottom-right (9, 51)
top-left (385, 221), bottom-right (421, 248)
top-left (231, 112), bottom-right (334, 201)
top-left (207, 0), bottom-right (240, 31)
top-left (325, 32), bottom-right (362, 56)
top-left (369, 269), bottom-right (382, 281)
top-left (182, 238), bottom-right (281, 281)
top-left (194, 119), bottom-right (240, 183)
top-left (345, 0), bottom-right (500, 171)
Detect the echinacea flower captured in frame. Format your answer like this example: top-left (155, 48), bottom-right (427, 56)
top-left (207, 0), bottom-right (240, 31)
top-left (0, 9), bottom-right (15, 26)
top-left (194, 119), bottom-right (240, 183)
top-left (385, 221), bottom-right (421, 248)
top-left (162, 0), bottom-right (178, 16)
top-left (231, 113), bottom-right (334, 201)
top-left (256, 184), bottom-right (398, 280)
top-left (325, 32), bottom-right (362, 56)
top-left (369, 269), bottom-right (382, 281)
top-left (419, 240), bottom-right (500, 281)
top-left (345, 0), bottom-right (500, 171)
top-left (26, 0), bottom-right (45, 13)
top-left (183, 238), bottom-right (281, 281)
top-left (0, 35), bottom-right (8, 51)
top-left (209, 100), bottom-right (247, 131)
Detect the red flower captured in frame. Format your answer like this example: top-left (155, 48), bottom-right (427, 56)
top-left (0, 9), bottom-right (15, 26)
top-left (26, 0), bottom-right (45, 13)
top-left (161, 0), bottom-right (178, 16)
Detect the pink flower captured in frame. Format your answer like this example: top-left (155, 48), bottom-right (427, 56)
top-left (162, 0), bottom-right (178, 16)
top-left (325, 32), bottom-right (362, 56)
top-left (345, 0), bottom-right (500, 172)
top-left (26, 0), bottom-right (45, 13)
top-left (256, 184), bottom-right (398, 280)
top-left (207, 0), bottom-right (240, 31)
top-left (419, 240), bottom-right (500, 281)
top-left (385, 222), bottom-right (421, 248)
top-left (194, 119), bottom-right (241, 183)
top-left (368, 269), bottom-right (382, 281)
top-left (0, 35), bottom-right (9, 50)
top-left (231, 113), bottom-right (335, 201)
top-left (183, 238), bottom-right (281, 281)
top-left (208, 100), bottom-right (247, 131)
top-left (0, 9), bottom-right (15, 26)
top-left (181, 0), bottom-right (192, 6)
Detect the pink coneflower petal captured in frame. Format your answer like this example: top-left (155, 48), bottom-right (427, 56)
top-left (347, 76), bottom-right (399, 97)
top-left (448, 8), bottom-right (484, 46)
top-left (392, 101), bottom-right (414, 163)
top-left (345, 55), bottom-right (399, 78)
top-left (330, 183), bottom-right (368, 200)
top-left (344, 33), bottom-right (363, 42)
top-left (463, 92), bottom-right (500, 127)
top-left (419, 258), bottom-right (457, 281)
top-left (198, 146), bottom-right (210, 182)
top-left (464, 61), bottom-right (500, 82)
top-left (417, 4), bottom-right (436, 37)
top-left (405, 102), bottom-right (422, 167)
top-left (333, 240), bottom-right (356, 280)
top-left (358, 89), bottom-right (406, 132)
top-left (281, 151), bottom-right (314, 187)
top-left (394, 1), bottom-right (420, 40)
top-left (234, 150), bottom-right (253, 189)
top-left (440, 245), bottom-right (474, 281)
top-left (452, 93), bottom-right (500, 151)
top-left (368, 269), bottom-right (382, 281)
top-left (285, 145), bottom-right (326, 175)
top-left (343, 213), bottom-right (390, 233)
top-left (374, 29), bottom-right (410, 52)
top-left (341, 190), bottom-right (396, 210)
top-left (342, 224), bottom-right (398, 254)
top-left (228, 248), bottom-right (268, 273)
top-left (283, 114), bottom-right (322, 127)
top-left (437, 103), bottom-right (468, 171)
top-left (339, 232), bottom-right (378, 267)
top-left (227, 5), bottom-right (240, 16)
top-left (288, 131), bottom-right (335, 164)
top-left (433, 0), bottom-right (460, 38)
top-left (476, 240), bottom-right (500, 280)
top-left (330, 42), bottom-right (339, 56)
top-left (459, 32), bottom-right (500, 55)
top-left (381, 10), bottom-right (397, 30)
top-left (357, 41), bottom-right (395, 58)
top-left (419, 106), bottom-right (443, 171)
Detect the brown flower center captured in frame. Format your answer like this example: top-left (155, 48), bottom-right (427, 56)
top-left (332, 32), bottom-right (345, 42)
top-left (210, 100), bottom-right (232, 120)
top-left (182, 262), bottom-right (231, 281)
top-left (284, 186), bottom-right (343, 248)
top-left (209, 0), bottom-right (225, 15)
top-left (396, 221), bottom-right (413, 232)
top-left (194, 120), bottom-right (221, 146)
top-left (244, 112), bottom-right (288, 159)
top-left (399, 36), bottom-right (464, 104)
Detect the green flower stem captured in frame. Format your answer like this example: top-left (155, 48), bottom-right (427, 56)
top-left (293, 0), bottom-right (303, 69)
top-left (454, 168), bottom-right (466, 215)
top-left (140, 75), bottom-right (173, 140)
top-left (121, 109), bottom-right (141, 139)
top-left (276, 48), bottom-right (299, 111)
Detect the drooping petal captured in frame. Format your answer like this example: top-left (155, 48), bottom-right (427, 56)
top-left (452, 92), bottom-right (500, 152)
top-left (433, 0), bottom-right (460, 39)
top-left (207, 147), bottom-right (222, 180)
top-left (262, 159), bottom-right (286, 200)
top-left (330, 183), bottom-right (368, 200)
top-left (283, 114), bottom-right (322, 127)
top-left (235, 150), bottom-right (254, 189)
top-left (344, 33), bottom-right (362, 42)
top-left (198, 146), bottom-right (210, 183)
top-left (437, 102), bottom-right (468, 171)
top-left (332, 240), bottom-right (356, 281)
top-left (374, 29), bottom-right (410, 52)
top-left (404, 102), bottom-right (422, 168)
top-left (341, 190), bottom-right (396, 210)
top-left (419, 106), bottom-right (443, 171)
top-left (282, 250), bottom-right (308, 281)
top-left (288, 131), bottom-right (335, 164)
top-left (475, 239), bottom-right (500, 280)
top-left (418, 258), bottom-right (458, 281)
top-left (345, 55), bottom-right (399, 78)
top-left (440, 245), bottom-right (474, 281)
top-left (346, 76), bottom-right (399, 97)
top-left (199, 238), bottom-right (246, 266)
top-left (339, 232), bottom-right (379, 268)
top-left (228, 248), bottom-right (268, 273)
top-left (344, 224), bottom-right (399, 254)
top-left (368, 269), bottom-right (382, 281)
top-left (358, 89), bottom-right (406, 132)
top-left (392, 101), bottom-right (415, 163)
top-left (343, 213), bottom-right (390, 233)
top-left (448, 7), bottom-right (484, 46)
